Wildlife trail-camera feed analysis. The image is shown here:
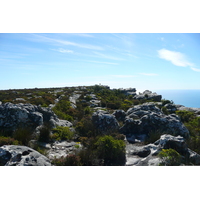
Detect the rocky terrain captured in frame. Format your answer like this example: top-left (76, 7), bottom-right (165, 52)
top-left (0, 85), bottom-right (200, 166)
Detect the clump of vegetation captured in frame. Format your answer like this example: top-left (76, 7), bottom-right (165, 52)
top-left (13, 126), bottom-right (33, 146)
top-left (38, 124), bottom-right (51, 142)
top-left (51, 126), bottom-right (74, 141)
top-left (0, 136), bottom-right (19, 146)
top-left (184, 117), bottom-right (200, 154)
top-left (52, 154), bottom-right (82, 166)
top-left (75, 116), bottom-right (96, 137)
top-left (158, 148), bottom-right (181, 166)
top-left (94, 135), bottom-right (126, 166)
top-left (52, 99), bottom-right (74, 121)
top-left (144, 129), bottom-right (164, 144)
top-left (175, 110), bottom-right (195, 123)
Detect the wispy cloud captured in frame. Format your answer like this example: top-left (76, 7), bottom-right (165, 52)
top-left (158, 48), bottom-right (193, 67)
top-left (93, 52), bottom-right (124, 61)
top-left (28, 34), bottom-right (103, 51)
top-left (51, 48), bottom-right (74, 53)
top-left (139, 73), bottom-right (158, 76)
top-left (191, 67), bottom-right (200, 72)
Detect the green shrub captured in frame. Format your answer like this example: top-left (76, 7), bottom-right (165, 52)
top-left (161, 99), bottom-right (173, 106)
top-left (161, 106), bottom-right (169, 115)
top-left (52, 154), bottom-right (82, 166)
top-left (158, 148), bottom-right (181, 166)
top-left (51, 126), bottom-right (74, 141)
top-left (175, 110), bottom-right (195, 123)
top-left (184, 117), bottom-right (200, 154)
top-left (13, 126), bottom-right (33, 146)
top-left (38, 124), bottom-right (51, 142)
top-left (144, 130), bottom-right (164, 144)
top-left (94, 135), bottom-right (126, 166)
top-left (0, 136), bottom-right (19, 146)
top-left (75, 116), bottom-right (96, 137)
top-left (52, 100), bottom-right (73, 121)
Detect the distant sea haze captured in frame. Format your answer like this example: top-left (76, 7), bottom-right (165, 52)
top-left (154, 90), bottom-right (200, 108)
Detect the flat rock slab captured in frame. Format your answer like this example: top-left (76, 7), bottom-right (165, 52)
top-left (0, 145), bottom-right (51, 166)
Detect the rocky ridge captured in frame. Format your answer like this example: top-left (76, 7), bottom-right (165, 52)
top-left (0, 85), bottom-right (200, 166)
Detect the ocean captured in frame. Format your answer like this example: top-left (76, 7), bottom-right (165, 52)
top-left (154, 90), bottom-right (200, 108)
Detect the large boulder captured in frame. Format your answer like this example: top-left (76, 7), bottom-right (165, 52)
top-left (120, 103), bottom-right (189, 142)
top-left (92, 110), bottom-right (119, 134)
top-left (0, 102), bottom-right (72, 134)
top-left (0, 145), bottom-right (51, 166)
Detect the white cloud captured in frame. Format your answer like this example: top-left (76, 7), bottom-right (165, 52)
top-left (158, 48), bottom-right (193, 67)
top-left (139, 73), bottom-right (158, 76)
top-left (191, 67), bottom-right (200, 72)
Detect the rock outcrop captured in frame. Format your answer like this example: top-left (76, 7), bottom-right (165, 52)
top-left (118, 88), bottom-right (137, 96)
top-left (92, 110), bottom-right (119, 134)
top-left (120, 103), bottom-right (189, 142)
top-left (126, 134), bottom-right (200, 166)
top-left (0, 145), bottom-right (51, 166)
top-left (133, 90), bottom-right (162, 101)
top-left (0, 102), bottom-right (72, 134)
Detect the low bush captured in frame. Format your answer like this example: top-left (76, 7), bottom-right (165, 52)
top-left (51, 126), bottom-right (74, 141)
top-left (158, 148), bottom-right (181, 166)
top-left (175, 110), bottom-right (195, 123)
top-left (52, 154), bottom-right (82, 166)
top-left (184, 117), bottom-right (200, 154)
top-left (0, 136), bottom-right (19, 146)
top-left (144, 130), bottom-right (164, 144)
top-left (94, 135), bottom-right (126, 166)
top-left (38, 124), bottom-right (51, 142)
top-left (75, 116), bottom-right (96, 137)
top-left (13, 126), bottom-right (33, 146)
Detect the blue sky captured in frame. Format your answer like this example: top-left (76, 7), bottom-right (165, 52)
top-left (1, 33), bottom-right (200, 91)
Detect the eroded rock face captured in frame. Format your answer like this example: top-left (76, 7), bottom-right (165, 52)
top-left (0, 145), bottom-right (51, 166)
top-left (112, 110), bottom-right (126, 122)
top-left (126, 134), bottom-right (200, 166)
top-left (92, 110), bottom-right (119, 134)
top-left (133, 90), bottom-right (162, 101)
top-left (0, 102), bottom-right (72, 134)
top-left (120, 103), bottom-right (189, 142)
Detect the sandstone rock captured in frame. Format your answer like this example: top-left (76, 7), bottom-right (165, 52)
top-left (120, 103), bottom-right (189, 142)
top-left (133, 90), bottom-right (162, 101)
top-left (164, 103), bottom-right (177, 113)
top-left (112, 110), bottom-right (126, 122)
top-left (46, 141), bottom-right (77, 160)
top-left (92, 110), bottom-right (119, 134)
top-left (154, 134), bottom-right (188, 154)
top-left (125, 134), bottom-right (200, 166)
top-left (176, 105), bottom-right (200, 115)
top-left (118, 88), bottom-right (137, 96)
top-left (0, 103), bottom-right (72, 135)
top-left (0, 145), bottom-right (51, 166)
